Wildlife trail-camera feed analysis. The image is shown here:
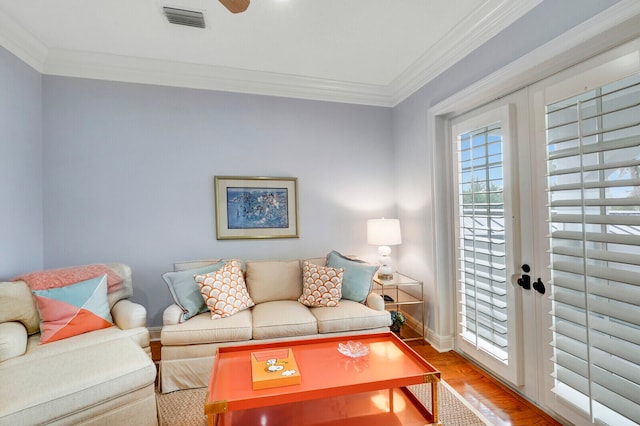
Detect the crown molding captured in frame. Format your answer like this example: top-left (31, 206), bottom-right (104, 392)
top-left (36, 0), bottom-right (538, 107)
top-left (42, 48), bottom-right (394, 106)
top-left (3, 0), bottom-right (628, 108)
top-left (389, 0), bottom-right (543, 107)
top-left (0, 9), bottom-right (47, 72)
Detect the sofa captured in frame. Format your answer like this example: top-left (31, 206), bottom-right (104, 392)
top-left (0, 263), bottom-right (158, 426)
top-left (159, 252), bottom-right (392, 393)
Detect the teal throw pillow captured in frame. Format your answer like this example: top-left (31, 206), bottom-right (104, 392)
top-left (162, 261), bottom-right (226, 321)
top-left (326, 250), bottom-right (377, 303)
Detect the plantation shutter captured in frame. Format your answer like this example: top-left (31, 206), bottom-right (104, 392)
top-left (456, 123), bottom-right (508, 360)
top-left (546, 73), bottom-right (640, 425)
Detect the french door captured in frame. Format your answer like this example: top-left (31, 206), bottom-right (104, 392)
top-left (449, 37), bottom-right (640, 423)
top-left (450, 89), bottom-right (541, 395)
top-left (530, 39), bottom-right (640, 425)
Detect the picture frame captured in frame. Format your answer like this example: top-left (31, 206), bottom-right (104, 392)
top-left (214, 176), bottom-right (299, 240)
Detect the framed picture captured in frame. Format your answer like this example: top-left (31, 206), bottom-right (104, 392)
top-left (214, 176), bottom-right (299, 240)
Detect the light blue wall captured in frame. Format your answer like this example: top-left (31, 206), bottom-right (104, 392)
top-left (0, 47), bottom-right (43, 279)
top-left (42, 77), bottom-right (393, 325)
top-left (393, 0), bottom-right (622, 337)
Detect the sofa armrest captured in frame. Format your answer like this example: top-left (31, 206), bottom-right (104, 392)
top-left (111, 299), bottom-right (147, 330)
top-left (163, 304), bottom-right (184, 326)
top-left (366, 292), bottom-right (385, 311)
top-left (0, 322), bottom-right (28, 362)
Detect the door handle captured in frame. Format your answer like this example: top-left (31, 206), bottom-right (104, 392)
top-left (517, 275), bottom-right (531, 290)
top-left (533, 278), bottom-right (546, 295)
top-left (516, 264), bottom-right (531, 290)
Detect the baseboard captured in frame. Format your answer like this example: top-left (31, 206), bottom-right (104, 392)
top-left (403, 312), bottom-right (425, 339)
top-left (425, 328), bottom-right (455, 352)
top-left (401, 312), bottom-right (455, 352)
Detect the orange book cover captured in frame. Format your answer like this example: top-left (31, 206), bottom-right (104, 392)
top-left (251, 348), bottom-right (301, 390)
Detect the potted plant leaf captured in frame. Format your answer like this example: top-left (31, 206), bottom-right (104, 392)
top-left (390, 311), bottom-right (406, 333)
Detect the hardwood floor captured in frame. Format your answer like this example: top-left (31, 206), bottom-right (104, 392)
top-left (151, 340), bottom-right (563, 425)
top-left (408, 341), bottom-right (563, 425)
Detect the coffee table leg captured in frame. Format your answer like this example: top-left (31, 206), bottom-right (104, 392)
top-left (210, 413), bottom-right (228, 426)
top-left (431, 381), bottom-right (439, 424)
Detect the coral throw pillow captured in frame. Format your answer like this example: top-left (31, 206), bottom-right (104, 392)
top-left (17, 264), bottom-right (123, 293)
top-left (195, 259), bottom-right (255, 320)
top-left (298, 261), bottom-right (343, 307)
top-left (32, 274), bottom-right (113, 344)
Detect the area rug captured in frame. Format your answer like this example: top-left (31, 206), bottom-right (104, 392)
top-left (156, 380), bottom-right (492, 425)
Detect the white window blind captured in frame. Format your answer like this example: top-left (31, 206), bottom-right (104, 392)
top-left (456, 123), bottom-right (508, 362)
top-left (546, 73), bottom-right (640, 425)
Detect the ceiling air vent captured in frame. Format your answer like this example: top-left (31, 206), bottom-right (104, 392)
top-left (163, 7), bottom-right (205, 28)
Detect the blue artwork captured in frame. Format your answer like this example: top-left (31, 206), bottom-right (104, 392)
top-left (227, 187), bottom-right (289, 229)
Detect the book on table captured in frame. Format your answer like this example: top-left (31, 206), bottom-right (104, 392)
top-left (251, 348), bottom-right (301, 390)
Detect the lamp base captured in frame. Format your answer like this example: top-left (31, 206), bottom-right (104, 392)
top-left (377, 272), bottom-right (394, 281)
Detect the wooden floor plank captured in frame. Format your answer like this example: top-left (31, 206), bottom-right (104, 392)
top-left (407, 341), bottom-right (563, 425)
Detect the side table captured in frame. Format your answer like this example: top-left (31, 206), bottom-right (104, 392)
top-left (373, 273), bottom-right (425, 342)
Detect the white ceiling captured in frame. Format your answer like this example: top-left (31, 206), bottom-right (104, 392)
top-left (0, 0), bottom-right (542, 106)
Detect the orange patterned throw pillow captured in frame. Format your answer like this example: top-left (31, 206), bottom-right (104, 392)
top-left (298, 261), bottom-right (343, 307)
top-left (194, 259), bottom-right (255, 319)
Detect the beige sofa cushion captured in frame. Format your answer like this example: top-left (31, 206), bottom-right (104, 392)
top-left (245, 260), bottom-right (302, 304)
top-left (0, 338), bottom-right (155, 425)
top-left (0, 280), bottom-right (40, 334)
top-left (252, 300), bottom-right (318, 340)
top-left (311, 300), bottom-right (391, 334)
top-left (305, 257), bottom-right (327, 267)
top-left (161, 310), bottom-right (252, 346)
top-left (174, 259), bottom-right (224, 272)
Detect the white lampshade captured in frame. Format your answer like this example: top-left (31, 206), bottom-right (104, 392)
top-left (367, 218), bottom-right (402, 246)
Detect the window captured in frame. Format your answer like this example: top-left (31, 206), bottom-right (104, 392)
top-left (457, 123), bottom-right (507, 360)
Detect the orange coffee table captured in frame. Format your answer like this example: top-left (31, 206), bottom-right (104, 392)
top-left (205, 332), bottom-right (440, 425)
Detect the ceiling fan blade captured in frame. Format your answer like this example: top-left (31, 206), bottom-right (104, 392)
top-left (218, 0), bottom-right (250, 13)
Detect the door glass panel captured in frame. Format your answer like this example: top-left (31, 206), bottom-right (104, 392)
top-left (457, 123), bottom-right (508, 361)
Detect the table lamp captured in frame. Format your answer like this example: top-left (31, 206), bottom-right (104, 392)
top-left (367, 218), bottom-right (402, 280)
